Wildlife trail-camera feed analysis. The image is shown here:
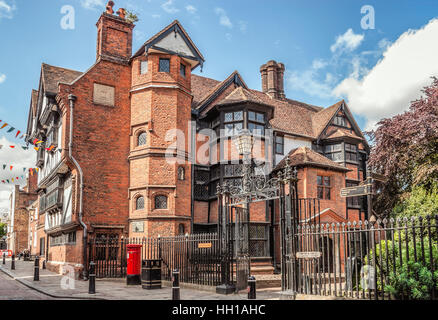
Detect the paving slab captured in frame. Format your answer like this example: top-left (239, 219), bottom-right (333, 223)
top-left (0, 260), bottom-right (283, 300)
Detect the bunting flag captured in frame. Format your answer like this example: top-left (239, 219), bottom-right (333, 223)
top-left (2, 165), bottom-right (5, 170)
top-left (34, 147), bottom-right (39, 151)
top-left (46, 145), bottom-right (55, 152)
top-left (1, 123), bottom-right (7, 129)
top-left (30, 168), bottom-right (34, 176)
top-left (15, 131), bottom-right (21, 138)
top-left (6, 180), bottom-right (9, 183)
top-left (10, 166), bottom-right (13, 171)
top-left (7, 127), bottom-right (15, 133)
top-left (9, 146), bottom-right (15, 149)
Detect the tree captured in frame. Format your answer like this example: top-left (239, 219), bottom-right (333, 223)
top-left (367, 77), bottom-right (438, 217)
top-left (0, 223), bottom-right (6, 238)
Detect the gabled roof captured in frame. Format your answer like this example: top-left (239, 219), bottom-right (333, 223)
top-left (41, 63), bottom-right (82, 95)
top-left (195, 71), bottom-right (248, 113)
top-left (275, 147), bottom-right (351, 172)
top-left (31, 90), bottom-right (39, 116)
top-left (132, 20), bottom-right (204, 69)
top-left (312, 100), bottom-right (344, 138)
top-left (215, 86), bottom-right (270, 107)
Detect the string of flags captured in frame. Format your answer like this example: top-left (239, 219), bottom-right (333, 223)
top-left (0, 119), bottom-right (57, 152)
top-left (0, 140), bottom-right (58, 152)
top-left (0, 168), bottom-right (39, 184)
top-left (0, 120), bottom-right (27, 140)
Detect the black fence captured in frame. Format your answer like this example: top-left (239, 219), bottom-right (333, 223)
top-left (88, 233), bottom-right (221, 287)
top-left (290, 215), bottom-right (438, 300)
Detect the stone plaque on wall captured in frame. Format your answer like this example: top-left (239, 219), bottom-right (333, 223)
top-left (132, 221), bottom-right (144, 233)
top-left (93, 83), bottom-right (115, 106)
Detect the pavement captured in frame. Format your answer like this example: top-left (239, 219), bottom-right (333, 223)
top-left (0, 259), bottom-right (284, 300)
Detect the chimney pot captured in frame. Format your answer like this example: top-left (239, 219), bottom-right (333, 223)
top-left (260, 60), bottom-right (286, 100)
top-left (106, 1), bottom-right (115, 14)
top-left (116, 8), bottom-right (126, 19)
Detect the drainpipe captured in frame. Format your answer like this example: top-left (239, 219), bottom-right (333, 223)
top-left (68, 94), bottom-right (88, 280)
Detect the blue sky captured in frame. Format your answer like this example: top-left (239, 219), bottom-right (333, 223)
top-left (1, 0), bottom-right (438, 133)
top-left (0, 0), bottom-right (438, 209)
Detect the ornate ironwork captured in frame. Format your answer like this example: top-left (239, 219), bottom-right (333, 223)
top-left (226, 157), bottom-right (297, 205)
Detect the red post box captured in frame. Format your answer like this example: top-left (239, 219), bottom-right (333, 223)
top-left (126, 244), bottom-right (142, 285)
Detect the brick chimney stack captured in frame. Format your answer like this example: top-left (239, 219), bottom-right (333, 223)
top-left (96, 1), bottom-right (134, 64)
top-left (260, 60), bottom-right (285, 100)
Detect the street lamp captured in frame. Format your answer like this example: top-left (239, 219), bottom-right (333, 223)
top-left (235, 129), bottom-right (254, 157)
top-left (234, 129), bottom-right (255, 284)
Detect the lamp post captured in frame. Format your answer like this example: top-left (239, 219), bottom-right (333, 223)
top-left (235, 129), bottom-right (255, 280)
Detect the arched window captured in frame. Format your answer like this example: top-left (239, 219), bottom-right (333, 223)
top-left (178, 224), bottom-right (185, 235)
top-left (136, 196), bottom-right (145, 210)
top-left (178, 167), bottom-right (185, 181)
top-left (155, 195), bottom-right (168, 210)
top-left (137, 132), bottom-right (147, 147)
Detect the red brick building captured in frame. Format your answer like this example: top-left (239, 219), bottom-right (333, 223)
top-left (6, 174), bottom-right (38, 255)
top-left (25, 2), bottom-right (369, 275)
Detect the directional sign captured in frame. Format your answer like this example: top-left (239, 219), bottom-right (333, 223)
top-left (340, 184), bottom-right (373, 198)
top-left (296, 252), bottom-right (322, 259)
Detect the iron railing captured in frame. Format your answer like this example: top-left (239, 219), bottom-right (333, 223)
top-left (290, 215), bottom-right (438, 300)
top-left (88, 233), bottom-right (221, 287)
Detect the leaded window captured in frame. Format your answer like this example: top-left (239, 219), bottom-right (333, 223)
top-left (248, 111), bottom-right (265, 135)
top-left (159, 58), bottom-right (170, 73)
top-left (324, 144), bottom-right (342, 162)
top-left (180, 63), bottom-right (186, 77)
top-left (136, 196), bottom-right (145, 210)
top-left (345, 143), bottom-right (358, 162)
top-left (224, 111), bottom-right (243, 136)
top-left (275, 136), bottom-right (284, 155)
top-left (178, 167), bottom-right (185, 181)
top-left (224, 164), bottom-right (243, 178)
top-left (317, 176), bottom-right (331, 200)
top-left (155, 195), bottom-right (168, 209)
top-left (334, 116), bottom-right (347, 127)
top-left (137, 132), bottom-right (147, 146)
top-left (346, 181), bottom-right (361, 208)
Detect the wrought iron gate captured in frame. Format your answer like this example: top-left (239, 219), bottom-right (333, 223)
top-left (233, 206), bottom-right (250, 291)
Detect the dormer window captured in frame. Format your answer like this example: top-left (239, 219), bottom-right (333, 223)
top-left (159, 58), bottom-right (170, 73)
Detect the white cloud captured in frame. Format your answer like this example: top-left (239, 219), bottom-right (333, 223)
top-left (0, 0), bottom-right (16, 19)
top-left (215, 7), bottom-right (232, 29)
top-left (185, 5), bottom-right (197, 14)
top-left (0, 137), bottom-right (36, 212)
top-left (152, 14), bottom-right (161, 19)
top-left (330, 28), bottom-right (364, 53)
top-left (287, 59), bottom-right (334, 100)
top-left (80, 0), bottom-right (104, 10)
top-left (334, 18), bottom-right (438, 130)
top-left (162, 0), bottom-right (179, 14)
top-left (238, 21), bottom-right (248, 34)
top-left (0, 74), bottom-right (5, 84)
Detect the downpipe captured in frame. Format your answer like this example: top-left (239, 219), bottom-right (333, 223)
top-left (68, 94), bottom-right (88, 280)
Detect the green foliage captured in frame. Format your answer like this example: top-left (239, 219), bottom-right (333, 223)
top-left (393, 182), bottom-right (438, 219)
top-left (0, 223), bottom-right (6, 238)
top-left (125, 10), bottom-right (139, 24)
top-left (365, 234), bottom-right (438, 299)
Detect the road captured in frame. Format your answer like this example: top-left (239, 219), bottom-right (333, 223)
top-left (0, 271), bottom-right (55, 300)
